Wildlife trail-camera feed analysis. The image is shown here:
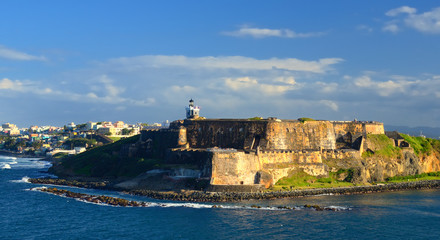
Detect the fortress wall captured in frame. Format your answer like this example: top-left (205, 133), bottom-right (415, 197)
top-left (321, 149), bottom-right (361, 160)
top-left (266, 121), bottom-right (336, 150)
top-left (332, 122), bottom-right (384, 144)
top-left (365, 123), bottom-right (385, 134)
top-left (259, 150), bottom-right (322, 166)
top-left (210, 150), bottom-right (329, 186)
top-left (210, 151), bottom-right (261, 185)
top-left (182, 120), bottom-right (269, 150)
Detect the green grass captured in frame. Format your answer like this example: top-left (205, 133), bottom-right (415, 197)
top-left (363, 134), bottom-right (402, 159)
top-left (109, 137), bottom-right (122, 141)
top-left (248, 117), bottom-right (263, 120)
top-left (52, 152), bottom-right (69, 159)
top-left (385, 171), bottom-right (440, 183)
top-left (400, 134), bottom-right (440, 156)
top-left (271, 169), bottom-right (355, 190)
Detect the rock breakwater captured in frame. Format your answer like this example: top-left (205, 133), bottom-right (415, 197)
top-left (29, 178), bottom-right (109, 189)
top-left (29, 177), bottom-right (440, 202)
top-left (129, 180), bottom-right (440, 202)
top-left (32, 187), bottom-right (347, 211)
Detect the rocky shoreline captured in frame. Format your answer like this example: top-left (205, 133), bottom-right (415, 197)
top-left (32, 187), bottom-right (347, 211)
top-left (28, 178), bottom-right (440, 202)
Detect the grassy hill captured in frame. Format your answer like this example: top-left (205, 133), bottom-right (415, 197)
top-left (50, 135), bottom-right (161, 178)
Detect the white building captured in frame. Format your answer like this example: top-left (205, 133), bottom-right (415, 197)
top-left (185, 99), bottom-right (200, 119)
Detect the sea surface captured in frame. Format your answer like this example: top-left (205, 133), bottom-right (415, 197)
top-left (1, 156), bottom-right (440, 240)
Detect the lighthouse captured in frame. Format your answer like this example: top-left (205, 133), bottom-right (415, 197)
top-left (185, 99), bottom-right (200, 119)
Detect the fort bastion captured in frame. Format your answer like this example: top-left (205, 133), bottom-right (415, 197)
top-left (137, 100), bottom-right (390, 190)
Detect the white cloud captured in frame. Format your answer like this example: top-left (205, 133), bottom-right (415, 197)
top-left (386, 6), bottom-right (417, 17)
top-left (0, 45), bottom-right (46, 61)
top-left (98, 75), bottom-right (125, 97)
top-left (384, 6), bottom-right (440, 34)
top-left (320, 100), bottom-right (339, 111)
top-left (275, 76), bottom-right (296, 85)
top-left (353, 75), bottom-right (423, 96)
top-left (382, 22), bottom-right (400, 33)
top-left (107, 55), bottom-right (343, 74)
top-left (0, 78), bottom-right (23, 90)
top-left (316, 81), bottom-right (338, 93)
top-left (222, 26), bottom-right (326, 39)
top-left (0, 77), bottom-right (154, 107)
top-left (224, 77), bottom-right (295, 96)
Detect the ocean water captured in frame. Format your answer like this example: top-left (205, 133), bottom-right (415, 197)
top-left (1, 156), bottom-right (440, 240)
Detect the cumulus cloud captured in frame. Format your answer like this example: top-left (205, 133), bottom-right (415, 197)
top-left (106, 55), bottom-right (343, 74)
top-left (222, 26), bottom-right (326, 38)
top-left (384, 6), bottom-right (440, 34)
top-left (354, 75), bottom-right (410, 96)
top-left (224, 77), bottom-right (296, 96)
top-left (0, 77), bottom-right (154, 107)
top-left (351, 74), bottom-right (440, 98)
top-left (0, 78), bottom-right (23, 90)
top-left (0, 45), bottom-right (46, 61)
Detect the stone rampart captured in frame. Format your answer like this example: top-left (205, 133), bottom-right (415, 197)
top-left (177, 119), bottom-right (269, 150)
top-left (266, 121), bottom-right (336, 150)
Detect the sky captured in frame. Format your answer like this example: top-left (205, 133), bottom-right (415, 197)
top-left (1, 1), bottom-right (440, 128)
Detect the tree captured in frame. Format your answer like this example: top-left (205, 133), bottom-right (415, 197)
top-left (121, 128), bottom-right (134, 135)
top-left (32, 141), bottom-right (43, 150)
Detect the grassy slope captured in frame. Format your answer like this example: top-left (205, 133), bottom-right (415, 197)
top-left (54, 135), bottom-right (161, 178)
top-left (362, 134), bottom-right (402, 159)
top-left (272, 169), bottom-right (355, 191)
top-left (400, 134), bottom-right (440, 156)
top-left (273, 134), bottom-right (440, 190)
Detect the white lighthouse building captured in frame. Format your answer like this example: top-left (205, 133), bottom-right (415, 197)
top-left (185, 99), bottom-right (200, 119)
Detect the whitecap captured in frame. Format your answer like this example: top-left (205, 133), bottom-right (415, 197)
top-left (10, 176), bottom-right (30, 183)
top-left (2, 163), bottom-right (11, 169)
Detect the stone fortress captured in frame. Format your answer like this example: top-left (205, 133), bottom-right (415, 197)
top-left (138, 99), bottom-right (410, 190)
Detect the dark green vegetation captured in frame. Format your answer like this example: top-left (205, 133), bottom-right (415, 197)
top-left (401, 134), bottom-right (440, 156)
top-left (298, 117), bottom-right (315, 123)
top-left (362, 134), bottom-right (402, 159)
top-left (52, 135), bottom-right (160, 178)
top-left (63, 138), bottom-right (97, 149)
top-left (248, 117), bottom-right (263, 121)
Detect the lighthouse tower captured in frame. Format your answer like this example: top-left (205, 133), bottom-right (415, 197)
top-left (185, 99), bottom-right (200, 119)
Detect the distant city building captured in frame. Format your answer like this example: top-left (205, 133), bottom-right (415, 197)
top-left (66, 122), bottom-right (76, 130)
top-left (162, 120), bottom-right (170, 128)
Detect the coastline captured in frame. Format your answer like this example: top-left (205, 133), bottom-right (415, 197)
top-left (29, 178), bottom-right (440, 202)
top-left (0, 150), bottom-right (42, 159)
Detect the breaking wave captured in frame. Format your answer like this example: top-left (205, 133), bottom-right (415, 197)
top-left (10, 176), bottom-right (30, 183)
top-left (2, 163), bottom-right (11, 169)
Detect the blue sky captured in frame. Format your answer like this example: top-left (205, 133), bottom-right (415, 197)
top-left (1, 1), bottom-right (440, 128)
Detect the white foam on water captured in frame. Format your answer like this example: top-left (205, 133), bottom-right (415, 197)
top-left (325, 205), bottom-right (352, 211)
top-left (10, 176), bottom-right (30, 183)
top-left (2, 163), bottom-right (11, 169)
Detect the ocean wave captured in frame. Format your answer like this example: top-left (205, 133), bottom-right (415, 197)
top-left (10, 176), bottom-right (30, 183)
top-left (1, 163), bottom-right (11, 169)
